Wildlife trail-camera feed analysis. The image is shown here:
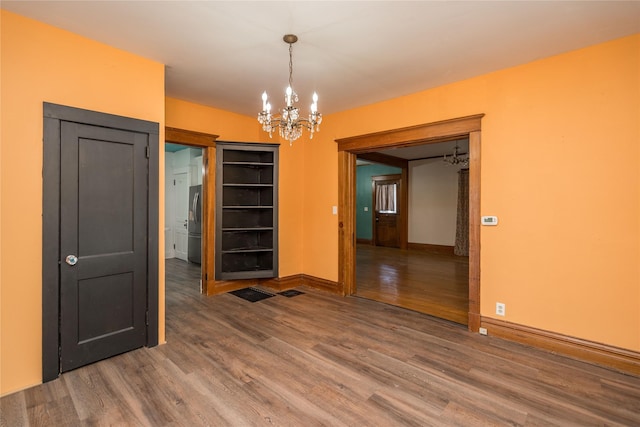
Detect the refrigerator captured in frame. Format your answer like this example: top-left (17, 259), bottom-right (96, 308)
top-left (187, 185), bottom-right (202, 264)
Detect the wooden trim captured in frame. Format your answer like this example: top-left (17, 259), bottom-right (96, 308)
top-left (357, 152), bottom-right (408, 169)
top-left (163, 127), bottom-right (218, 294)
top-left (468, 130), bottom-right (481, 332)
top-left (201, 146), bottom-right (216, 294)
top-left (337, 115), bottom-right (483, 331)
top-left (302, 275), bottom-right (342, 294)
top-left (205, 278), bottom-right (265, 295)
top-left (262, 274), bottom-right (305, 291)
top-left (336, 114), bottom-right (484, 153)
top-left (408, 243), bottom-right (455, 255)
top-left (205, 275), bottom-right (304, 296)
top-left (356, 238), bottom-right (373, 245)
top-left (338, 151), bottom-right (356, 296)
top-left (481, 317), bottom-right (640, 376)
top-left (165, 127), bottom-right (218, 147)
top-left (204, 274), bottom-right (339, 296)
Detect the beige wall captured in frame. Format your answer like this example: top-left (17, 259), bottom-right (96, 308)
top-left (0, 10), bottom-right (165, 395)
top-left (409, 158), bottom-right (464, 246)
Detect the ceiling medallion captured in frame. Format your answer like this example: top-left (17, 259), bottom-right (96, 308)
top-left (258, 34), bottom-right (322, 145)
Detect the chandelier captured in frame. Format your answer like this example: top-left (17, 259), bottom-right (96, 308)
top-left (443, 142), bottom-right (469, 166)
top-left (258, 34), bottom-right (322, 144)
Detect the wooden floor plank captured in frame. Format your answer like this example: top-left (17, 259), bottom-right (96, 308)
top-left (356, 244), bottom-right (469, 324)
top-left (1, 258), bottom-right (639, 426)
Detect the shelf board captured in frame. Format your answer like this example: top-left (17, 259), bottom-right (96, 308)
top-left (222, 247), bottom-right (273, 254)
top-left (223, 161), bottom-right (274, 166)
top-left (222, 205), bottom-right (273, 209)
top-left (221, 227), bottom-right (274, 231)
top-left (222, 183), bottom-right (273, 187)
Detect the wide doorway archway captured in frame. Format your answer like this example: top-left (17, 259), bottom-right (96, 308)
top-left (336, 114), bottom-right (483, 332)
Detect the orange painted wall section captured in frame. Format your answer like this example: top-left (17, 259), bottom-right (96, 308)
top-left (0, 10), bottom-right (165, 395)
top-left (305, 34), bottom-right (639, 351)
top-left (165, 97), bottom-right (304, 277)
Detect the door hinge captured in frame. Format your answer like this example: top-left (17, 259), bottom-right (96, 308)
top-left (145, 146), bottom-right (150, 158)
top-left (173, 243), bottom-right (175, 249)
top-left (173, 179), bottom-right (176, 186)
top-left (145, 311), bottom-right (149, 326)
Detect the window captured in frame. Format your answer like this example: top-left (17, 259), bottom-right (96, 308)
top-left (376, 183), bottom-right (397, 213)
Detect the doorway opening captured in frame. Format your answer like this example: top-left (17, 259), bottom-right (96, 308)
top-left (354, 144), bottom-right (470, 325)
top-left (164, 127), bottom-right (218, 294)
top-left (164, 142), bottom-right (203, 291)
top-left (336, 114), bottom-right (483, 332)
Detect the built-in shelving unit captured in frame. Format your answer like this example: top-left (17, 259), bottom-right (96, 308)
top-left (215, 142), bottom-right (278, 280)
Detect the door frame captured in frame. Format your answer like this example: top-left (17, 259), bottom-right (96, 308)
top-left (42, 102), bottom-right (159, 381)
top-left (336, 114), bottom-right (483, 332)
top-left (164, 127), bottom-right (218, 294)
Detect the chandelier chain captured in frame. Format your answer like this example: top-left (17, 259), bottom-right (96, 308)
top-left (289, 43), bottom-right (293, 89)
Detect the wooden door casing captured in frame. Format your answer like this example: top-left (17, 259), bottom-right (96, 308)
top-left (164, 127), bottom-right (218, 294)
top-left (42, 102), bottom-right (159, 382)
top-left (335, 114), bottom-right (483, 332)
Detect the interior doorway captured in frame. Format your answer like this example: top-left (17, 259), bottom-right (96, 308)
top-left (164, 127), bottom-right (218, 294)
top-left (372, 174), bottom-right (402, 248)
top-left (336, 114), bottom-right (483, 332)
top-left (356, 147), bottom-right (470, 325)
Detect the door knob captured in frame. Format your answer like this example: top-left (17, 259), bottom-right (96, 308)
top-left (65, 254), bottom-right (78, 266)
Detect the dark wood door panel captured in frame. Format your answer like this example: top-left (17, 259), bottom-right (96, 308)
top-left (59, 122), bottom-right (147, 372)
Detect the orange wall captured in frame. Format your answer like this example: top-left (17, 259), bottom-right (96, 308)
top-left (165, 98), bottom-right (305, 277)
top-left (0, 11), bottom-right (165, 395)
top-left (304, 34), bottom-right (639, 351)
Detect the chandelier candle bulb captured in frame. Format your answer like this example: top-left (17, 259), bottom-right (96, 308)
top-left (286, 86), bottom-right (292, 107)
top-left (262, 92), bottom-right (268, 110)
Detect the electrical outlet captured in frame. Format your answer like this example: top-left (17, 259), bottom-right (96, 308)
top-left (479, 327), bottom-right (488, 336)
top-left (496, 302), bottom-right (506, 316)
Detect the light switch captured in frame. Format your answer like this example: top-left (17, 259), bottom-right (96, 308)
top-left (332, 206), bottom-right (338, 215)
top-left (364, 207), bottom-right (369, 212)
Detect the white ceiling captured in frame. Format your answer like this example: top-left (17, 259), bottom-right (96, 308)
top-left (4, 1), bottom-right (639, 120)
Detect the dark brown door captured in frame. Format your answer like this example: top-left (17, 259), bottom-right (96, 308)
top-left (59, 122), bottom-right (148, 372)
top-left (373, 176), bottom-right (401, 248)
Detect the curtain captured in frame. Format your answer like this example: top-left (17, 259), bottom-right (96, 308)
top-left (375, 183), bottom-right (396, 213)
top-left (454, 169), bottom-right (469, 256)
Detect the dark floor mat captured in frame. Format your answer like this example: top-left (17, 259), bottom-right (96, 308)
top-left (229, 287), bottom-right (275, 303)
top-left (277, 289), bottom-right (305, 298)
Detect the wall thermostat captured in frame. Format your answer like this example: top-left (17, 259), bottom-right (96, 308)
top-left (481, 216), bottom-right (498, 226)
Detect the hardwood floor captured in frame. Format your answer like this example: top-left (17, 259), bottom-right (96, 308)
top-left (356, 244), bottom-right (469, 325)
top-left (2, 258), bottom-right (639, 426)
